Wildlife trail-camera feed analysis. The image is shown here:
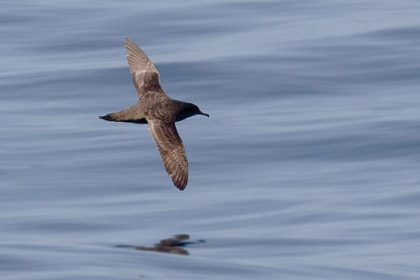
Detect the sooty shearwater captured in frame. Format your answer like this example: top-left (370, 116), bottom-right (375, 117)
top-left (100, 38), bottom-right (208, 190)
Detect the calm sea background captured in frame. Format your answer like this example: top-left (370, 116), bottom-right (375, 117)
top-left (1, 1), bottom-right (420, 279)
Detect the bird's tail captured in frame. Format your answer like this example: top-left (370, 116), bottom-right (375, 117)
top-left (99, 104), bottom-right (147, 124)
top-left (99, 114), bottom-right (114, 121)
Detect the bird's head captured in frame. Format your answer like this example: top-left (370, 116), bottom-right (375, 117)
top-left (177, 102), bottom-right (209, 121)
top-left (189, 103), bottom-right (209, 117)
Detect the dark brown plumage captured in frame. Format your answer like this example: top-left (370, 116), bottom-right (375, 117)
top-left (100, 37), bottom-right (208, 190)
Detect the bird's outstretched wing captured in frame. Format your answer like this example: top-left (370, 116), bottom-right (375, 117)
top-left (147, 119), bottom-right (188, 190)
top-left (125, 37), bottom-right (166, 99)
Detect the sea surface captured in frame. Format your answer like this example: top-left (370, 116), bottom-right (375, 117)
top-left (1, 1), bottom-right (420, 279)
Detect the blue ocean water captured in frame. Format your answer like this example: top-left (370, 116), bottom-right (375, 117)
top-left (1, 1), bottom-right (420, 279)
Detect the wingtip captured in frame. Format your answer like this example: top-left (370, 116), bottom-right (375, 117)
top-left (125, 37), bottom-right (134, 47)
top-left (171, 179), bottom-right (187, 191)
top-left (174, 180), bottom-right (188, 191)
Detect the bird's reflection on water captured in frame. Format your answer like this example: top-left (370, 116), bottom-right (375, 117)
top-left (116, 234), bottom-right (205, 256)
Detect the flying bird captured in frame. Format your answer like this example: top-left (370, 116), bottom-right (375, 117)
top-left (100, 38), bottom-right (209, 190)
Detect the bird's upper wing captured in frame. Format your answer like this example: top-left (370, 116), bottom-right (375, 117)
top-left (147, 119), bottom-right (188, 190)
top-left (125, 37), bottom-right (166, 99)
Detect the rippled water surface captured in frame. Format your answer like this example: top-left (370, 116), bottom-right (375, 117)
top-left (2, 1), bottom-right (420, 279)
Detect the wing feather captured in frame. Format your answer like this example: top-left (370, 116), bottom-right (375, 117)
top-left (147, 120), bottom-right (188, 190)
top-left (125, 37), bottom-right (157, 74)
top-left (125, 37), bottom-right (165, 99)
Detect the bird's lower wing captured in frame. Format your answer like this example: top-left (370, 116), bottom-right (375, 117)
top-left (147, 119), bottom-right (188, 190)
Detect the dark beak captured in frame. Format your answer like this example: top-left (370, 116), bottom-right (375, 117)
top-left (200, 112), bottom-right (210, 117)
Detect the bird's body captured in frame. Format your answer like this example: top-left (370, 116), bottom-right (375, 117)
top-left (100, 38), bottom-right (208, 190)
